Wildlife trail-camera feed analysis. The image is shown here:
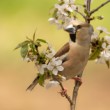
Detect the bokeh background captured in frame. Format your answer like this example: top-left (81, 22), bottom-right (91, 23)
top-left (0, 0), bottom-right (110, 110)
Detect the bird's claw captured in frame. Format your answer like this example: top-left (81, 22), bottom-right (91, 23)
top-left (58, 89), bottom-right (67, 97)
top-left (72, 77), bottom-right (82, 85)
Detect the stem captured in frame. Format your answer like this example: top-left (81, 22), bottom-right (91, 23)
top-left (90, 0), bottom-right (110, 15)
top-left (86, 0), bottom-right (91, 12)
top-left (86, 0), bottom-right (92, 23)
top-left (70, 74), bottom-right (83, 110)
top-left (58, 81), bottom-right (73, 105)
top-left (58, 73), bottom-right (82, 110)
top-left (74, 10), bottom-right (86, 20)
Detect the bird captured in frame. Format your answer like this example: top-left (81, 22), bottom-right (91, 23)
top-left (26, 22), bottom-right (94, 91)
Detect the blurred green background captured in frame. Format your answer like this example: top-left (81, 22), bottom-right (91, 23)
top-left (0, 0), bottom-right (110, 110)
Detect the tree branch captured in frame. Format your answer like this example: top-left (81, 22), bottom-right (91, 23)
top-left (85, 0), bottom-right (92, 23)
top-left (90, 0), bottom-right (110, 15)
top-left (86, 0), bottom-right (91, 12)
top-left (58, 73), bottom-right (83, 110)
top-left (58, 81), bottom-right (73, 105)
top-left (70, 74), bottom-right (83, 110)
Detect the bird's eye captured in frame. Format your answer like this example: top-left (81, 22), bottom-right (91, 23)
top-left (77, 25), bottom-right (82, 30)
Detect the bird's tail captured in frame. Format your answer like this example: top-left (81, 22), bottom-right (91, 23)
top-left (26, 76), bottom-right (39, 91)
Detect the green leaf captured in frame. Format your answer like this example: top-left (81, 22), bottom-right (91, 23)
top-left (33, 30), bottom-right (36, 42)
top-left (37, 39), bottom-right (47, 43)
top-left (26, 36), bottom-right (33, 42)
top-left (20, 44), bottom-right (28, 58)
top-left (38, 74), bottom-right (45, 86)
top-left (106, 61), bottom-right (110, 68)
top-left (34, 41), bottom-right (41, 47)
top-left (14, 40), bottom-right (29, 50)
top-left (29, 43), bottom-right (37, 54)
top-left (89, 49), bottom-right (101, 60)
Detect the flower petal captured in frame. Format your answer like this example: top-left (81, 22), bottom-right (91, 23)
top-left (47, 64), bottom-right (54, 70)
top-left (55, 60), bottom-right (62, 66)
top-left (46, 53), bottom-right (54, 59)
top-left (53, 68), bottom-right (58, 75)
top-left (102, 42), bottom-right (107, 49)
top-left (107, 45), bottom-right (110, 50)
top-left (95, 57), bottom-right (105, 64)
top-left (104, 36), bottom-right (110, 44)
top-left (57, 66), bottom-right (64, 71)
top-left (46, 81), bottom-right (59, 89)
top-left (91, 32), bottom-right (98, 41)
top-left (39, 64), bottom-right (47, 75)
top-left (39, 67), bottom-right (44, 75)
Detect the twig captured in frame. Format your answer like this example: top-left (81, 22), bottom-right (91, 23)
top-left (90, 0), bottom-right (110, 15)
top-left (86, 0), bottom-right (91, 12)
top-left (58, 74), bottom-right (82, 110)
top-left (70, 74), bottom-right (83, 110)
top-left (58, 81), bottom-right (73, 105)
top-left (74, 10), bottom-right (86, 20)
top-left (85, 0), bottom-right (92, 23)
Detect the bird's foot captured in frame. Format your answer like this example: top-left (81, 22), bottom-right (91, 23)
top-left (72, 77), bottom-right (82, 85)
top-left (58, 88), bottom-right (67, 97)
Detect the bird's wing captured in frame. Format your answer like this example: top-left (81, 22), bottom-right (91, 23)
top-left (54, 42), bottom-right (70, 58)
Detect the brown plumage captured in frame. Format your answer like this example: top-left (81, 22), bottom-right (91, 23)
top-left (27, 22), bottom-right (94, 90)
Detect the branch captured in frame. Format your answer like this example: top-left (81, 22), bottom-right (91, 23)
top-left (86, 0), bottom-right (91, 12)
top-left (85, 0), bottom-right (92, 23)
top-left (90, 0), bottom-right (110, 15)
top-left (70, 73), bottom-right (83, 110)
top-left (58, 73), bottom-right (83, 110)
top-left (58, 81), bottom-right (73, 105)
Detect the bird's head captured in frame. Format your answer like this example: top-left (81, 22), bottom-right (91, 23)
top-left (64, 22), bottom-right (94, 43)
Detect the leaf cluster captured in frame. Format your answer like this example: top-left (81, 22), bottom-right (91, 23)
top-left (15, 32), bottom-right (47, 60)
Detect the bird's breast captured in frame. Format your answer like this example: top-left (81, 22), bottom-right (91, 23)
top-left (59, 42), bottom-right (90, 80)
top-left (68, 42), bottom-right (90, 66)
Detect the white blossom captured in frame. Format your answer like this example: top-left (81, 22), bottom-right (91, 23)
top-left (96, 26), bottom-right (110, 34)
top-left (47, 57), bottom-right (64, 75)
top-left (64, 0), bottom-right (75, 4)
top-left (95, 57), bottom-right (105, 64)
top-left (38, 64), bottom-right (47, 75)
top-left (102, 42), bottom-right (110, 60)
top-left (46, 43), bottom-right (56, 58)
top-left (96, 52), bottom-right (110, 63)
top-left (48, 18), bottom-right (58, 24)
top-left (48, 0), bottom-right (78, 29)
top-left (96, 42), bottom-right (110, 64)
top-left (104, 36), bottom-right (110, 44)
top-left (43, 43), bottom-right (56, 59)
top-left (23, 57), bottom-right (31, 62)
top-left (102, 42), bottom-right (110, 52)
top-left (91, 32), bottom-right (98, 41)
top-left (46, 81), bottom-right (59, 89)
top-left (55, 2), bottom-right (77, 15)
top-left (55, 4), bottom-right (67, 16)
top-left (95, 52), bottom-right (107, 64)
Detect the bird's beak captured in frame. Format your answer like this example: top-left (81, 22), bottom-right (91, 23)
top-left (64, 25), bottom-right (76, 34)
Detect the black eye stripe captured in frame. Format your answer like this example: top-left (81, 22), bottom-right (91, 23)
top-left (77, 25), bottom-right (82, 29)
